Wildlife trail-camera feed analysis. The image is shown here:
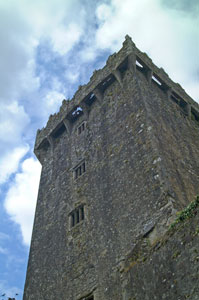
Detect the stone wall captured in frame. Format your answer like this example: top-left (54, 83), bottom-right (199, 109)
top-left (120, 198), bottom-right (199, 300)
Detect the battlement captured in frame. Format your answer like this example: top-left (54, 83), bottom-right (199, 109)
top-left (34, 35), bottom-right (199, 163)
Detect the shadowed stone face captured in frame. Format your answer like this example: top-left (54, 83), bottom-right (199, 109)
top-left (23, 36), bottom-right (199, 300)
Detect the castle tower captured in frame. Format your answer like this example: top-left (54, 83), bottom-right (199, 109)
top-left (23, 36), bottom-right (199, 300)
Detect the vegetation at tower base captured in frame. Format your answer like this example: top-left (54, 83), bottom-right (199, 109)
top-left (23, 35), bottom-right (199, 300)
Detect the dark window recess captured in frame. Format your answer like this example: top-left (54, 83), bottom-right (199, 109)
top-left (52, 123), bottom-right (66, 139)
top-left (151, 74), bottom-right (169, 92)
top-left (152, 75), bottom-right (162, 86)
top-left (179, 99), bottom-right (188, 110)
top-left (171, 92), bottom-right (188, 115)
top-left (171, 94), bottom-right (179, 104)
top-left (78, 122), bottom-right (85, 135)
top-left (191, 107), bottom-right (199, 122)
top-left (118, 57), bottom-right (128, 77)
top-left (136, 60), bottom-right (144, 70)
top-left (68, 106), bottom-right (83, 123)
top-left (74, 161), bottom-right (86, 179)
top-left (135, 57), bottom-right (150, 78)
top-left (70, 205), bottom-right (85, 228)
top-left (84, 92), bottom-right (96, 106)
top-left (79, 295), bottom-right (94, 300)
top-left (37, 138), bottom-right (50, 151)
top-left (99, 74), bottom-right (115, 93)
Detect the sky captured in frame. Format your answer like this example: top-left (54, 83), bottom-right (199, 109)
top-left (0, 0), bottom-right (198, 299)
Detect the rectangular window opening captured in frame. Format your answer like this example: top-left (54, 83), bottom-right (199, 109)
top-left (191, 107), bottom-right (199, 122)
top-left (77, 122), bottom-right (86, 135)
top-left (136, 60), bottom-right (144, 69)
top-left (152, 75), bottom-right (162, 86)
top-left (171, 95), bottom-right (179, 104)
top-left (135, 57), bottom-right (151, 79)
top-left (99, 74), bottom-right (115, 93)
top-left (52, 123), bottom-right (66, 139)
top-left (84, 93), bottom-right (96, 106)
top-left (74, 161), bottom-right (86, 179)
top-left (68, 106), bottom-right (84, 123)
top-left (37, 138), bottom-right (50, 152)
top-left (179, 99), bottom-right (187, 109)
top-left (70, 205), bottom-right (85, 228)
top-left (118, 57), bottom-right (128, 76)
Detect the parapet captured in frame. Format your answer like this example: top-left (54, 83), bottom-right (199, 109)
top-left (34, 35), bottom-right (199, 163)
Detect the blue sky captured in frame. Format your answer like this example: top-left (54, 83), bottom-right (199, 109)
top-left (0, 0), bottom-right (198, 299)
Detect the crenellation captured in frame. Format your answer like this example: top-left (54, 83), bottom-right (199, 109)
top-left (34, 35), bottom-right (199, 166)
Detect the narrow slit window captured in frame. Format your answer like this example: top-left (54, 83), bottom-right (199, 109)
top-left (80, 206), bottom-right (84, 220)
top-left (79, 165), bottom-right (82, 176)
top-left (76, 210), bottom-right (80, 224)
top-left (82, 162), bottom-right (86, 173)
top-left (71, 213), bottom-right (75, 227)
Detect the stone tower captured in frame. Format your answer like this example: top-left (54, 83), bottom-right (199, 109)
top-left (23, 36), bottom-right (199, 300)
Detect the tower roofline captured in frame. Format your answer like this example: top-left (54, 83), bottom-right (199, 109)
top-left (34, 35), bottom-right (199, 155)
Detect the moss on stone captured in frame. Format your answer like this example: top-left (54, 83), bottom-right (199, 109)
top-left (169, 195), bottom-right (199, 230)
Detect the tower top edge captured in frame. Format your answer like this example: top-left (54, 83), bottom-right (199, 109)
top-left (35, 35), bottom-right (199, 149)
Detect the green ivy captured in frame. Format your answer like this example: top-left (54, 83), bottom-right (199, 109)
top-left (170, 195), bottom-right (199, 230)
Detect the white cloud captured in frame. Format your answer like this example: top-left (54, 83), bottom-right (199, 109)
top-left (95, 0), bottom-right (199, 102)
top-left (0, 101), bottom-right (30, 185)
top-left (0, 2), bottom-right (39, 102)
top-left (0, 101), bottom-right (30, 146)
top-left (65, 69), bottom-right (80, 83)
top-left (96, 3), bottom-right (113, 22)
top-left (0, 146), bottom-right (29, 185)
top-left (43, 90), bottom-right (66, 117)
top-left (4, 157), bottom-right (41, 245)
top-left (51, 23), bottom-right (82, 55)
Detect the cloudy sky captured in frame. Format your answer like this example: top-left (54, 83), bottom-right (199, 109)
top-left (0, 0), bottom-right (198, 298)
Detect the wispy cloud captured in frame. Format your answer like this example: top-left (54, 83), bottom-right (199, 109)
top-left (4, 158), bottom-right (41, 245)
top-left (95, 0), bottom-right (199, 101)
top-left (0, 146), bottom-right (29, 185)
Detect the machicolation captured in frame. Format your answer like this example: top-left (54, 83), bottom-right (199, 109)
top-left (34, 35), bottom-right (199, 162)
